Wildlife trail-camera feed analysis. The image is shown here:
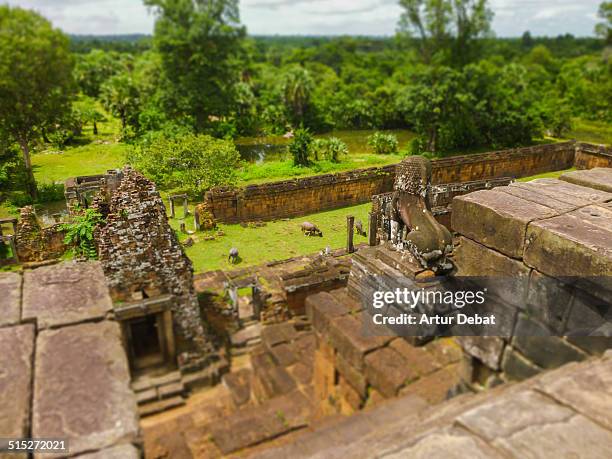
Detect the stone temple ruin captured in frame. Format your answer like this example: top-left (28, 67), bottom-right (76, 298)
top-left (1, 143), bottom-right (612, 457)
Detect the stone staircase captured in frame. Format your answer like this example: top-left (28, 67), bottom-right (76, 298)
top-left (132, 371), bottom-right (187, 417)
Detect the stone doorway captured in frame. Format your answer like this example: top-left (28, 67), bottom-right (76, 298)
top-left (115, 295), bottom-right (177, 377)
top-left (128, 315), bottom-right (165, 371)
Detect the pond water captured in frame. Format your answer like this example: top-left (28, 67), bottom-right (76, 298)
top-left (235, 129), bottom-right (416, 163)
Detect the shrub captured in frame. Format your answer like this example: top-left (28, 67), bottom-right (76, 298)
top-left (289, 128), bottom-right (313, 167)
top-left (36, 182), bottom-right (65, 203)
top-left (367, 132), bottom-right (399, 155)
top-left (128, 133), bottom-right (243, 195)
top-left (62, 208), bottom-right (104, 260)
top-left (312, 137), bottom-right (348, 163)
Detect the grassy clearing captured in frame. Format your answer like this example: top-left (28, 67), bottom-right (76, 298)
top-left (167, 203), bottom-right (371, 273)
top-left (565, 118), bottom-right (612, 145)
top-left (31, 107), bottom-right (127, 184)
top-left (517, 168), bottom-right (575, 182)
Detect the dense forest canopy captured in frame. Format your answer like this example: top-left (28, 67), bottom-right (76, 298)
top-left (0, 0), bottom-right (611, 202)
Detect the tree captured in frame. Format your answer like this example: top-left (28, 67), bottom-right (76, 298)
top-left (144, 0), bottom-right (246, 131)
top-left (0, 6), bottom-right (74, 199)
top-left (282, 66), bottom-right (314, 126)
top-left (595, 2), bottom-right (612, 45)
top-left (74, 50), bottom-right (127, 98)
top-left (100, 72), bottom-right (140, 130)
top-left (398, 0), bottom-right (493, 67)
top-left (128, 133), bottom-right (242, 195)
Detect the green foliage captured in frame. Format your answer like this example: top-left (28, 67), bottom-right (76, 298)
top-left (596, 1), bottom-right (612, 44)
top-left (128, 133), bottom-right (242, 195)
top-left (144, 0), bottom-right (246, 131)
top-left (367, 132), bottom-right (399, 155)
top-left (74, 49), bottom-right (128, 97)
top-left (100, 72), bottom-right (140, 129)
top-left (62, 209), bottom-right (104, 259)
top-left (288, 129), bottom-right (313, 166)
top-left (398, 0), bottom-right (493, 67)
top-left (312, 137), bottom-right (348, 163)
top-left (36, 182), bottom-right (66, 203)
top-left (0, 5), bottom-right (74, 199)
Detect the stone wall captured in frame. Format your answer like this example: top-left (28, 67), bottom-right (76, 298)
top-left (451, 168), bottom-right (612, 387)
top-left (205, 141), bottom-right (593, 223)
top-left (95, 167), bottom-right (212, 363)
top-left (14, 206), bottom-right (66, 262)
top-left (574, 142), bottom-right (612, 169)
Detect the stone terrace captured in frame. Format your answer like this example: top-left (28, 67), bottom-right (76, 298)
top-left (250, 351), bottom-right (612, 458)
top-left (0, 262), bottom-right (140, 459)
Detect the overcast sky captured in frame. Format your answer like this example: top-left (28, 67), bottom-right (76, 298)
top-left (3, 0), bottom-right (603, 37)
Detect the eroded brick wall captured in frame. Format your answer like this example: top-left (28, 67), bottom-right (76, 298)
top-left (206, 141), bottom-right (600, 224)
top-left (14, 206), bottom-right (66, 262)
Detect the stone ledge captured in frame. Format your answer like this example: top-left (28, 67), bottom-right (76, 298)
top-left (560, 167), bottom-right (612, 193)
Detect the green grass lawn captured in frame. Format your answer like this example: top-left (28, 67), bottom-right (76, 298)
top-left (31, 106), bottom-right (128, 184)
top-left (565, 118), bottom-right (612, 145)
top-left (517, 168), bottom-right (575, 182)
top-left (168, 202), bottom-right (372, 273)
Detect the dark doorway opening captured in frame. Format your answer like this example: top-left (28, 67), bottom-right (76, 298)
top-left (129, 315), bottom-right (164, 371)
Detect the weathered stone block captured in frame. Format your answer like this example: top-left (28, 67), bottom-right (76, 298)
top-left (454, 388), bottom-right (612, 458)
top-left (365, 347), bottom-right (416, 398)
top-left (535, 358), bottom-right (612, 431)
top-left (33, 321), bottom-right (139, 457)
top-left (22, 262), bottom-right (113, 329)
top-left (524, 205), bottom-right (612, 279)
top-left (565, 288), bottom-right (612, 336)
top-left (511, 178), bottom-right (612, 207)
top-left (306, 291), bottom-right (349, 336)
top-left (457, 336), bottom-right (505, 370)
top-left (335, 352), bottom-right (367, 398)
top-left (453, 237), bottom-right (531, 308)
top-left (0, 324), bottom-right (34, 442)
top-left (389, 338), bottom-right (441, 375)
top-left (560, 167), bottom-right (612, 193)
top-left (222, 368), bottom-right (251, 407)
top-left (398, 364), bottom-right (460, 405)
top-left (390, 427), bottom-right (504, 458)
top-left (513, 315), bottom-right (587, 370)
top-left (0, 272), bottom-right (21, 326)
top-left (327, 313), bottom-right (391, 370)
top-left (525, 270), bottom-right (574, 334)
top-left (452, 189), bottom-right (558, 258)
top-left (501, 347), bottom-right (542, 381)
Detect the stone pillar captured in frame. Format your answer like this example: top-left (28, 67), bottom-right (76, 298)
top-left (368, 212), bottom-right (377, 247)
top-left (194, 212), bottom-right (201, 232)
top-left (346, 215), bottom-right (355, 254)
top-left (180, 222), bottom-right (187, 234)
top-left (169, 198), bottom-right (175, 218)
top-left (183, 197), bottom-right (189, 218)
